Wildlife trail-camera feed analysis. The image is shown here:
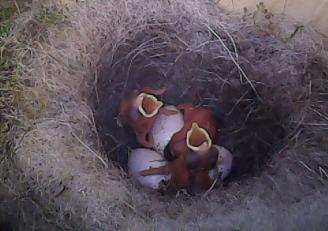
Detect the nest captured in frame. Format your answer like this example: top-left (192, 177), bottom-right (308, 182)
top-left (94, 23), bottom-right (288, 178)
top-left (1, 0), bottom-right (328, 230)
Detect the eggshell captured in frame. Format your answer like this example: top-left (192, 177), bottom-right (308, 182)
top-left (128, 148), bottom-right (170, 189)
top-left (209, 145), bottom-right (233, 180)
top-left (150, 105), bottom-right (184, 154)
top-left (208, 167), bottom-right (219, 180)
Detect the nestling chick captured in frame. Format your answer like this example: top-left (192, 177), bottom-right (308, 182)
top-left (118, 86), bottom-right (176, 147)
top-left (140, 111), bottom-right (219, 193)
top-left (165, 103), bottom-right (218, 162)
top-left (166, 104), bottom-right (219, 193)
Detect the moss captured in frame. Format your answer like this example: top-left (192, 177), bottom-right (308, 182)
top-left (36, 7), bottom-right (65, 24)
top-left (0, 2), bottom-right (19, 157)
top-left (0, 1), bottom-right (16, 37)
top-left (0, 20), bottom-right (13, 37)
top-left (0, 1), bottom-right (17, 20)
top-left (231, 226), bottom-right (243, 231)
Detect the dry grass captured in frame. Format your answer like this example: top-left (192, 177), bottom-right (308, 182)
top-left (0, 0), bottom-right (327, 230)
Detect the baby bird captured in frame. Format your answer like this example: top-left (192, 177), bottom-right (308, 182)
top-left (118, 86), bottom-right (176, 147)
top-left (165, 103), bottom-right (218, 162)
top-left (140, 103), bottom-right (220, 193)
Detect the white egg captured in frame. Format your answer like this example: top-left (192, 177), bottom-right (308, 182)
top-left (128, 148), bottom-right (170, 189)
top-left (209, 145), bottom-right (233, 180)
top-left (150, 105), bottom-right (184, 154)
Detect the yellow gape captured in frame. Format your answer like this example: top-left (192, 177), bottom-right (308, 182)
top-left (136, 93), bottom-right (163, 118)
top-left (186, 122), bottom-right (212, 152)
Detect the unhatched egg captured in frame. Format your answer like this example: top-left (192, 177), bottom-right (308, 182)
top-left (150, 105), bottom-right (184, 154)
top-left (209, 145), bottom-right (233, 180)
top-left (128, 148), bottom-right (170, 189)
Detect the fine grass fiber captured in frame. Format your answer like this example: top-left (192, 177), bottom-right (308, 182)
top-left (1, 0), bottom-right (328, 230)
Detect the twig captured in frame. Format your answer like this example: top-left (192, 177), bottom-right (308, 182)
top-left (298, 160), bottom-right (316, 174)
top-left (227, 89), bottom-right (252, 115)
top-left (216, 21), bottom-right (239, 60)
top-left (319, 166), bottom-right (328, 179)
top-left (283, 0), bottom-right (288, 13)
top-left (70, 130), bottom-right (108, 168)
top-left (198, 69), bottom-right (230, 85)
top-left (122, 200), bottom-right (149, 221)
top-left (58, 119), bottom-right (108, 168)
top-left (13, 0), bottom-right (21, 15)
top-left (93, 69), bottom-right (100, 105)
top-left (290, 122), bottom-right (328, 126)
top-left (310, 107), bottom-right (328, 122)
top-left (202, 176), bottom-right (219, 198)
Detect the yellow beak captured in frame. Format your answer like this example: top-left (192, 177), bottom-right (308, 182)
top-left (186, 122), bottom-right (212, 152)
top-left (136, 93), bottom-right (163, 118)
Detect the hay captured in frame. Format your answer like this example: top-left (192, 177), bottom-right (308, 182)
top-left (1, 0), bottom-right (328, 230)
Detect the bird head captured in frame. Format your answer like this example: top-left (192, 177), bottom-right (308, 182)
top-left (135, 92), bottom-right (163, 118)
top-left (186, 122), bottom-right (212, 152)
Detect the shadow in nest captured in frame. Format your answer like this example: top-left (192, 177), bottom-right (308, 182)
top-left (92, 24), bottom-right (288, 183)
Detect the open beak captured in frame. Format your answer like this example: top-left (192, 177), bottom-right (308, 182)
top-left (186, 123), bottom-right (212, 152)
top-left (136, 93), bottom-right (163, 118)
